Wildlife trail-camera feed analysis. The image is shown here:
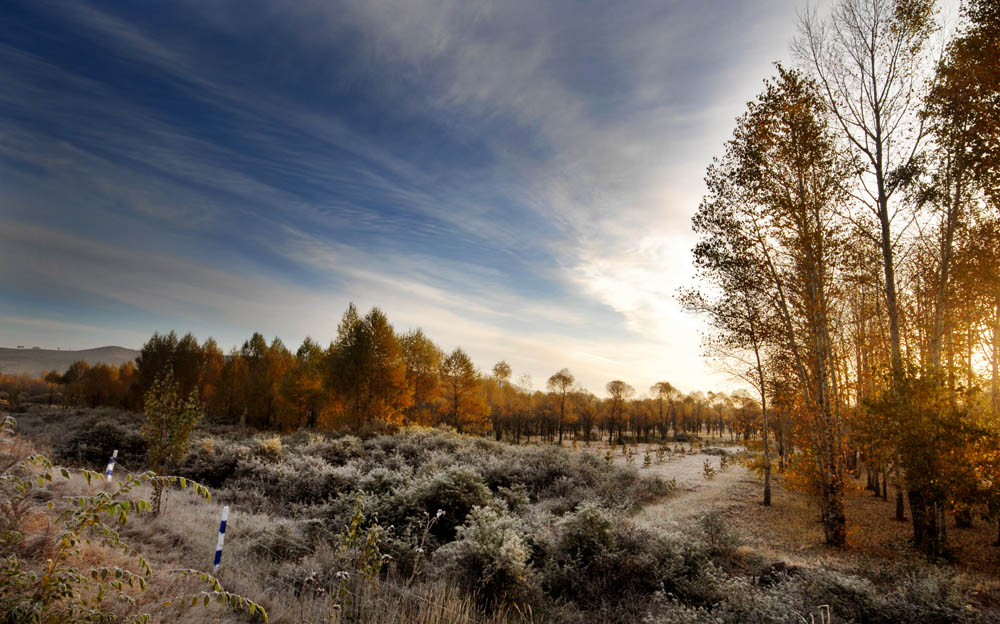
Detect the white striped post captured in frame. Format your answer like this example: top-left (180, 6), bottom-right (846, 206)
top-left (213, 506), bottom-right (229, 572)
top-left (104, 450), bottom-right (118, 483)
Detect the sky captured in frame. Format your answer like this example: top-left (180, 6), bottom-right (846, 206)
top-left (0, 0), bottom-right (811, 396)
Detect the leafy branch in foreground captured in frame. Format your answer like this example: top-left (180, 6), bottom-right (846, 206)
top-left (0, 415), bottom-right (266, 623)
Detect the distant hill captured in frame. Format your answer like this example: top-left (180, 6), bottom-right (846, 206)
top-left (0, 346), bottom-right (139, 378)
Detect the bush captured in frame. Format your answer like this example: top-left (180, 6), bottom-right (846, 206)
top-left (226, 455), bottom-right (360, 510)
top-left (301, 435), bottom-right (364, 466)
top-left (178, 438), bottom-right (244, 488)
top-left (253, 434), bottom-right (283, 461)
top-left (435, 505), bottom-right (531, 607)
top-left (58, 419), bottom-right (148, 470)
top-left (699, 512), bottom-right (738, 557)
top-left (396, 467), bottom-right (492, 541)
top-left (248, 522), bottom-right (314, 563)
top-left (671, 433), bottom-right (700, 443)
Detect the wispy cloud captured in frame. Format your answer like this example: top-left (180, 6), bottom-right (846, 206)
top-left (1, 0), bottom-right (808, 394)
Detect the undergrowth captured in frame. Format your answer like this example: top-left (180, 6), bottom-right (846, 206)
top-left (6, 409), bottom-right (993, 623)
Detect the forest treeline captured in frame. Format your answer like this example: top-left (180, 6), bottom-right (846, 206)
top-left (1, 304), bottom-right (770, 447)
top-left (680, 0), bottom-right (1000, 557)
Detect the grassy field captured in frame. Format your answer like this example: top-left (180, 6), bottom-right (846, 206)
top-left (4, 406), bottom-right (999, 623)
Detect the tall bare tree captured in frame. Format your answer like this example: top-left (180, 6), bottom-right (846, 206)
top-left (795, 0), bottom-right (936, 378)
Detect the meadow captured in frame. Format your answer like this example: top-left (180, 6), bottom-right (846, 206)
top-left (4, 405), bottom-right (997, 623)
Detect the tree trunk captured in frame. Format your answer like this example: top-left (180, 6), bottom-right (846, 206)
top-left (992, 298), bottom-right (999, 421)
top-left (955, 506), bottom-right (973, 529)
top-left (895, 466), bottom-right (906, 521)
top-left (909, 489), bottom-right (947, 558)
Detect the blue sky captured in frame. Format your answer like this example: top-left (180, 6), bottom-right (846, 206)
top-left (1, 0), bottom-right (809, 395)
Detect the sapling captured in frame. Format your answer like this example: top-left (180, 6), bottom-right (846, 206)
top-left (702, 459), bottom-right (717, 480)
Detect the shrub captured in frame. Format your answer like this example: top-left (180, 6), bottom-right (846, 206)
top-left (178, 438), bottom-right (244, 488)
top-left (699, 512), bottom-right (738, 557)
top-left (398, 467), bottom-right (492, 541)
top-left (542, 503), bottom-right (702, 611)
top-left (672, 433), bottom-right (700, 443)
top-left (435, 505), bottom-right (531, 607)
top-left (496, 483), bottom-right (530, 512)
top-left (253, 434), bottom-right (283, 461)
top-left (226, 455), bottom-right (360, 510)
top-left (301, 435), bottom-right (364, 466)
top-left (555, 502), bottom-right (614, 563)
top-left (58, 420), bottom-right (148, 470)
top-left (702, 459), bottom-right (717, 480)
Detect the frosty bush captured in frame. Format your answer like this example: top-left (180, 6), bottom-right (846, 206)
top-left (435, 505), bottom-right (531, 607)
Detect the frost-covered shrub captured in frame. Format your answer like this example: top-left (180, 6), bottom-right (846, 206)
top-left (435, 505), bottom-right (531, 606)
top-left (253, 434), bottom-right (283, 461)
top-left (496, 483), bottom-right (530, 512)
top-left (397, 466), bottom-right (492, 541)
top-left (541, 502), bottom-right (614, 602)
top-left (650, 563), bottom-right (977, 624)
top-left (302, 434), bottom-right (364, 465)
top-left (221, 455), bottom-right (360, 510)
top-left (788, 565), bottom-right (973, 624)
top-left (699, 512), bottom-right (738, 557)
top-left (555, 502), bottom-right (614, 563)
top-left (179, 437), bottom-right (245, 487)
top-left (57, 419), bottom-right (148, 470)
top-left (541, 505), bottom-right (729, 610)
top-left (359, 465), bottom-right (411, 495)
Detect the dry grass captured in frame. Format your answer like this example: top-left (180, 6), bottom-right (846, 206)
top-left (9, 450), bottom-right (530, 623)
top-left (721, 470), bottom-right (1000, 604)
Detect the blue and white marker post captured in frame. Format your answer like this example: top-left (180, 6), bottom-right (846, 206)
top-left (213, 505), bottom-right (229, 573)
top-left (104, 450), bottom-right (118, 485)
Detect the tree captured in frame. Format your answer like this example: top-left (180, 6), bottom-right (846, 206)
top-left (574, 390), bottom-right (599, 443)
top-left (547, 368), bottom-right (575, 445)
top-left (281, 337), bottom-right (328, 428)
top-left (329, 305), bottom-right (411, 431)
top-left (241, 333), bottom-right (294, 428)
top-left (43, 370), bottom-right (62, 407)
top-left (691, 66), bottom-right (851, 545)
top-left (142, 368), bottom-right (203, 514)
top-left (199, 338), bottom-right (224, 412)
top-left (439, 348), bottom-right (481, 433)
top-left (929, 0), bottom-right (1000, 200)
top-left (649, 382), bottom-right (679, 439)
top-left (212, 348), bottom-right (249, 424)
top-left (795, 0), bottom-right (937, 379)
top-left (681, 141), bottom-right (779, 503)
top-left (400, 329), bottom-right (444, 425)
top-left (605, 380), bottom-right (634, 444)
top-left (490, 361), bottom-right (513, 441)
top-left (135, 331), bottom-right (205, 400)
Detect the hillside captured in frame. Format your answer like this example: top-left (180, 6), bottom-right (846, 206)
top-left (0, 345), bottom-right (138, 377)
